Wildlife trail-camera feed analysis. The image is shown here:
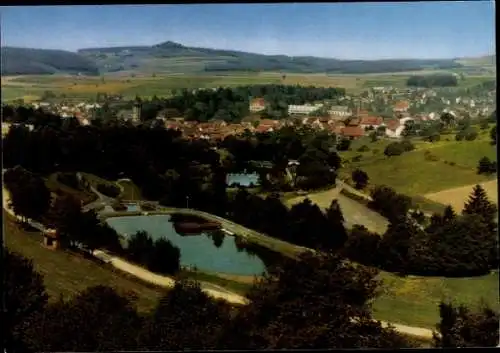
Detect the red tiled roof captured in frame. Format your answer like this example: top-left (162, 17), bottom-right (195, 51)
top-left (386, 119), bottom-right (400, 130)
top-left (256, 125), bottom-right (273, 133)
top-left (341, 126), bottom-right (365, 137)
top-left (348, 118), bottom-right (360, 126)
top-left (260, 119), bottom-right (279, 125)
top-left (394, 101), bottom-right (409, 109)
top-left (360, 116), bottom-right (383, 126)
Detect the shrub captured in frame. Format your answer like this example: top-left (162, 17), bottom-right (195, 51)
top-left (464, 129), bottom-right (478, 141)
top-left (384, 142), bottom-right (405, 157)
top-left (357, 144), bottom-right (370, 152)
top-left (351, 169), bottom-right (369, 190)
top-left (400, 140), bottom-right (415, 152)
top-left (477, 156), bottom-right (497, 175)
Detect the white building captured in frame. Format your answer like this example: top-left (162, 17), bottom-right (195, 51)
top-left (288, 103), bottom-right (324, 115)
top-left (328, 105), bottom-right (352, 118)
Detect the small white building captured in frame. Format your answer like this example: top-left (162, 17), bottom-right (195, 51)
top-left (328, 105), bottom-right (352, 118)
top-left (288, 103), bottom-right (324, 115)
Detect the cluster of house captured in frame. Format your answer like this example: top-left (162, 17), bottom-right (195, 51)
top-left (31, 101), bottom-right (102, 126)
top-left (156, 100), bottom-right (439, 141)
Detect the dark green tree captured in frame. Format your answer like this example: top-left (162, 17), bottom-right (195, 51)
top-left (22, 286), bottom-right (142, 352)
top-left (351, 168), bottom-right (369, 189)
top-left (147, 238), bottom-right (181, 275)
top-left (138, 280), bottom-right (231, 351)
top-left (4, 250), bottom-right (49, 353)
top-left (434, 302), bottom-right (499, 348)
top-left (219, 252), bottom-right (414, 349)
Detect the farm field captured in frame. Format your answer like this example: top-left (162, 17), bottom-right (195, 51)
top-left (425, 179), bottom-right (498, 212)
top-left (2, 72), bottom-right (416, 101)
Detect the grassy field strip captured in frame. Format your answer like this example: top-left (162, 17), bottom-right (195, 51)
top-left (284, 183), bottom-right (389, 234)
top-left (424, 180), bottom-right (498, 212)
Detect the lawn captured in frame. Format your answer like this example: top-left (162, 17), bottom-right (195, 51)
top-left (340, 139), bottom-right (497, 197)
top-left (177, 269), bottom-right (254, 296)
top-left (4, 211), bottom-right (165, 313)
top-left (373, 270), bottom-right (499, 329)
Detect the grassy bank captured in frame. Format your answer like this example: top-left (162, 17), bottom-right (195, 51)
top-left (373, 270), bottom-right (499, 329)
top-left (4, 211), bottom-right (165, 313)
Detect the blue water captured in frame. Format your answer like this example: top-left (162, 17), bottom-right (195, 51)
top-left (105, 214), bottom-right (266, 276)
top-left (125, 204), bottom-right (140, 212)
top-left (227, 173), bottom-right (259, 187)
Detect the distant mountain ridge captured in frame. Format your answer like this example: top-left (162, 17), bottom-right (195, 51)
top-left (1, 47), bottom-right (100, 76)
top-left (1, 40), bottom-right (491, 76)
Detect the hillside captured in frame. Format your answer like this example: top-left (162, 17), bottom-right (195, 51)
top-left (78, 41), bottom-right (465, 74)
top-left (2, 41), bottom-right (468, 76)
top-left (1, 47), bottom-right (100, 76)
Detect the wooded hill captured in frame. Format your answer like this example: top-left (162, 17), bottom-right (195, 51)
top-left (2, 40), bottom-right (466, 75)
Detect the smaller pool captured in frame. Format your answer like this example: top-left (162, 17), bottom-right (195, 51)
top-left (227, 173), bottom-right (259, 187)
top-left (125, 204), bottom-right (140, 212)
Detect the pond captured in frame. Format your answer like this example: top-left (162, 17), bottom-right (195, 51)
top-left (105, 214), bottom-right (268, 276)
top-left (227, 173), bottom-right (259, 187)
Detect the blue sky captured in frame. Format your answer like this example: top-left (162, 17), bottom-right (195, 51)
top-left (1, 2), bottom-right (495, 59)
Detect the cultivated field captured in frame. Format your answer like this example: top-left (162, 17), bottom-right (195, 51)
top-left (425, 180), bottom-right (498, 213)
top-left (1, 72), bottom-right (411, 102)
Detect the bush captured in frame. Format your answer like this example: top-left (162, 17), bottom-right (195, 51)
top-left (357, 144), bottom-right (370, 152)
top-left (351, 169), bottom-right (369, 190)
top-left (464, 129), bottom-right (478, 141)
top-left (400, 139), bottom-right (415, 152)
top-left (384, 142), bottom-right (405, 157)
top-left (96, 183), bottom-right (120, 198)
top-left (455, 133), bottom-right (464, 141)
top-left (368, 185), bottom-right (412, 222)
top-left (477, 156), bottom-right (497, 175)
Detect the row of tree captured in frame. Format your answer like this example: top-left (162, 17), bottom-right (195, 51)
top-left (228, 189), bottom-right (347, 251)
top-left (344, 184), bottom-right (498, 277)
top-left (127, 84), bottom-right (346, 123)
top-left (406, 74), bottom-right (458, 88)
